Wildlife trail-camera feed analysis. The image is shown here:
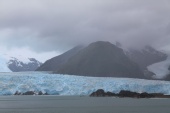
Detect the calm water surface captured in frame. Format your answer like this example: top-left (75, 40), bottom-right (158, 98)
top-left (0, 96), bottom-right (170, 113)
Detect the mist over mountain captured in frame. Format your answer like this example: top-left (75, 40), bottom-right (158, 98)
top-left (126, 46), bottom-right (167, 70)
top-left (38, 41), bottom-right (143, 78)
top-left (37, 41), bottom-right (170, 80)
top-left (126, 46), bottom-right (168, 79)
top-left (0, 0), bottom-right (170, 55)
top-left (56, 41), bottom-right (144, 78)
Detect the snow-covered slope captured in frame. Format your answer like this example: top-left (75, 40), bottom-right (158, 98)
top-left (0, 54), bottom-right (42, 72)
top-left (7, 57), bottom-right (42, 72)
top-left (0, 72), bottom-right (170, 95)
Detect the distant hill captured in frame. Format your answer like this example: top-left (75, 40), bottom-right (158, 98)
top-left (56, 41), bottom-right (144, 78)
top-left (8, 57), bottom-right (42, 72)
top-left (36, 46), bottom-right (84, 71)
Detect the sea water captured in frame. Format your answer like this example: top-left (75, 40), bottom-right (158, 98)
top-left (0, 96), bottom-right (170, 113)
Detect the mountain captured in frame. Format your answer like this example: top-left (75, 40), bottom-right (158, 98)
top-left (38, 41), bottom-right (168, 79)
top-left (0, 54), bottom-right (42, 72)
top-left (36, 45), bottom-right (84, 71)
top-left (126, 46), bottom-right (168, 79)
top-left (56, 41), bottom-right (144, 78)
top-left (8, 57), bottom-right (42, 72)
top-left (126, 46), bottom-right (167, 70)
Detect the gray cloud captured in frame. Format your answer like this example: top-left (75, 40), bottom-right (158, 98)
top-left (0, 0), bottom-right (170, 52)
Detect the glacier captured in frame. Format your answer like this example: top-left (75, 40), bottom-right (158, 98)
top-left (0, 72), bottom-right (170, 96)
top-left (0, 56), bottom-right (11, 72)
top-left (147, 56), bottom-right (170, 79)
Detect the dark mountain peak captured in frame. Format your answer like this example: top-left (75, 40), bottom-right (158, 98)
top-left (56, 41), bottom-right (144, 78)
top-left (84, 41), bottom-right (124, 54)
top-left (88, 41), bottom-right (119, 49)
top-left (89, 41), bottom-right (113, 46)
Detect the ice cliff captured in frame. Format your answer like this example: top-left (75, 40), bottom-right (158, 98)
top-left (0, 72), bottom-right (170, 95)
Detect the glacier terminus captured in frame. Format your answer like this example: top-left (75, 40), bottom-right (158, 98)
top-left (0, 72), bottom-right (170, 96)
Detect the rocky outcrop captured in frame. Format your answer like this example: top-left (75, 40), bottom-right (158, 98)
top-left (14, 91), bottom-right (48, 95)
top-left (90, 89), bottom-right (170, 98)
top-left (118, 90), bottom-right (164, 98)
top-left (90, 89), bottom-right (117, 97)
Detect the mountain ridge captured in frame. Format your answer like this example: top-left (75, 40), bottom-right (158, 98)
top-left (0, 54), bottom-right (42, 72)
top-left (37, 41), bottom-right (169, 80)
top-left (56, 41), bottom-right (144, 78)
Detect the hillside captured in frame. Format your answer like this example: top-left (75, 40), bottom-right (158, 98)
top-left (36, 46), bottom-right (84, 71)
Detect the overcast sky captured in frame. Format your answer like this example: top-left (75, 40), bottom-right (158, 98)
top-left (0, 0), bottom-right (170, 61)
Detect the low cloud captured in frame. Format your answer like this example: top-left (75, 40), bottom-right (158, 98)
top-left (0, 0), bottom-right (170, 52)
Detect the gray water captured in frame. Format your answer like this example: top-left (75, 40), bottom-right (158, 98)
top-left (0, 96), bottom-right (170, 113)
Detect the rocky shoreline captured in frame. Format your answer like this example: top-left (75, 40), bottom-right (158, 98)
top-left (90, 89), bottom-right (170, 98)
top-left (12, 89), bottom-right (170, 98)
top-left (14, 91), bottom-right (48, 95)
